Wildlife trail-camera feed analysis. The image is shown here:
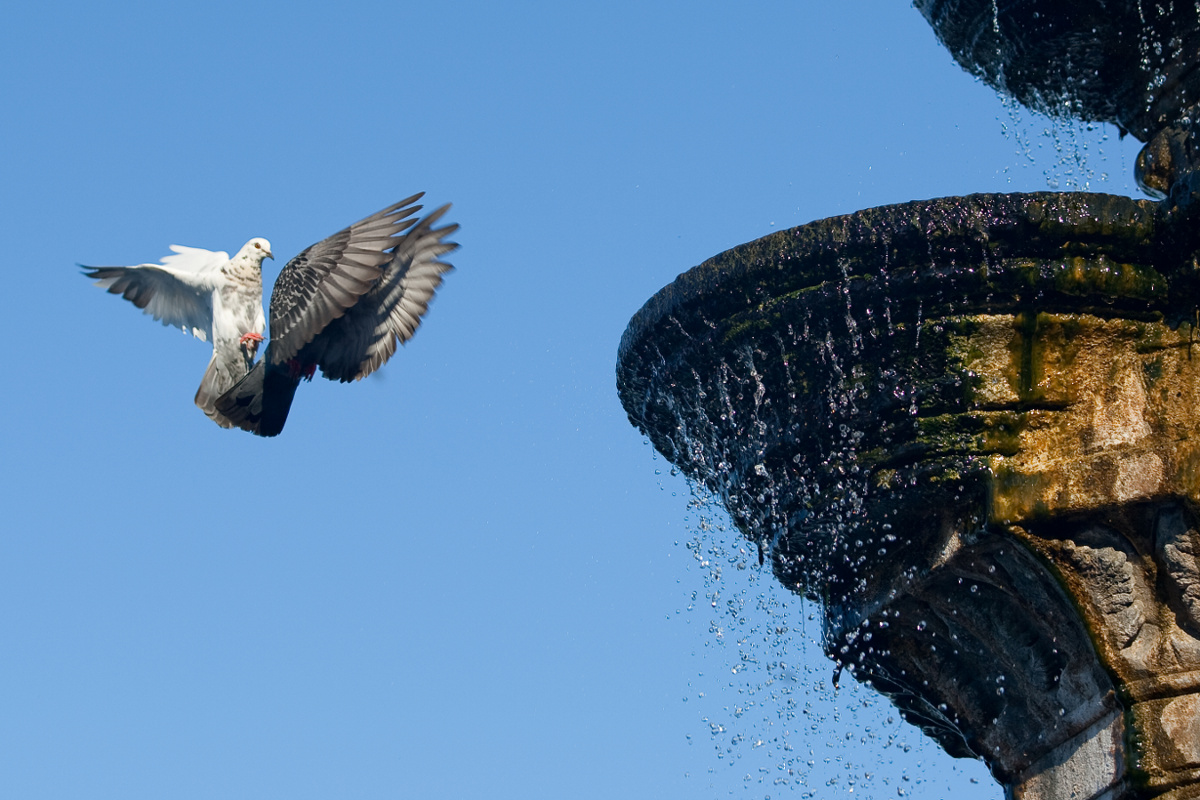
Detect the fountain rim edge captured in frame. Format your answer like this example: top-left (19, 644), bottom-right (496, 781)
top-left (616, 190), bottom-right (1159, 368)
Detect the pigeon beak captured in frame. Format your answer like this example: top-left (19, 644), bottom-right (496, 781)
top-left (266, 250), bottom-right (275, 260)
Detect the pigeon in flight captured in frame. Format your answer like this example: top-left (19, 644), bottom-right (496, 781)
top-left (214, 195), bottom-right (458, 437)
top-left (82, 239), bottom-right (271, 427)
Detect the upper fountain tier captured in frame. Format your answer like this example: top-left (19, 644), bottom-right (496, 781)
top-left (917, 0), bottom-right (1200, 142)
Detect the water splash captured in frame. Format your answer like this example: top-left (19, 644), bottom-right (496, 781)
top-left (673, 483), bottom-right (997, 797)
top-left (997, 94), bottom-right (1120, 192)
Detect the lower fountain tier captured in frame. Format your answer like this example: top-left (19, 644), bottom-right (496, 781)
top-left (617, 192), bottom-right (1200, 798)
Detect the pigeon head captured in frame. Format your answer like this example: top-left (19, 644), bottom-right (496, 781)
top-left (248, 238), bottom-right (274, 260)
top-left (234, 238), bottom-right (274, 267)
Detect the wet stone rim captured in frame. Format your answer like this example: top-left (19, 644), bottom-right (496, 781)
top-left (617, 192), bottom-right (1170, 460)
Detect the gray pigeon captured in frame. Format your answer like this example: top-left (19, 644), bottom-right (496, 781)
top-left (214, 195), bottom-right (458, 437)
top-left (82, 239), bottom-right (271, 427)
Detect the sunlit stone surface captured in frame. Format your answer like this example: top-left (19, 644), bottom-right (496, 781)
top-left (617, 192), bottom-right (1200, 799)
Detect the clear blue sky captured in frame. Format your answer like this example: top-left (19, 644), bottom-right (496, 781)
top-left (0, 2), bottom-right (1143, 798)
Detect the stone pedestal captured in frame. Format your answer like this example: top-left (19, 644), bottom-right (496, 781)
top-left (617, 192), bottom-right (1200, 798)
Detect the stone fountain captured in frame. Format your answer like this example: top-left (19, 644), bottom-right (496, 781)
top-left (616, 3), bottom-right (1200, 799)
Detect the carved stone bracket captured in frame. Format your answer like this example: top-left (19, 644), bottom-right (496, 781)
top-left (1014, 504), bottom-right (1200, 797)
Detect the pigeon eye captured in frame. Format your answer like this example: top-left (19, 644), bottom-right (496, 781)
top-left (254, 242), bottom-right (261, 249)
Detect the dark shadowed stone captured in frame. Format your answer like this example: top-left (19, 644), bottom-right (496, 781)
top-left (917, 1), bottom-right (1200, 202)
top-left (915, 0), bottom-right (1200, 143)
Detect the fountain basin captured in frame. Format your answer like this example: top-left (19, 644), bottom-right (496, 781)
top-left (618, 192), bottom-right (1200, 798)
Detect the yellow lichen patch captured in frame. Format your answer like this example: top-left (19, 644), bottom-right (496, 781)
top-left (947, 314), bottom-right (1021, 407)
top-left (957, 313), bottom-right (1200, 522)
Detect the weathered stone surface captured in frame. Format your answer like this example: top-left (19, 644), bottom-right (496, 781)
top-left (1011, 712), bottom-right (1126, 800)
top-left (617, 192), bottom-right (1200, 798)
top-left (1158, 507), bottom-right (1200, 637)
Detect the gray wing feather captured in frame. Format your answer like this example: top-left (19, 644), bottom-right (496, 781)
top-left (307, 205), bottom-right (458, 382)
top-left (267, 195), bottom-right (425, 364)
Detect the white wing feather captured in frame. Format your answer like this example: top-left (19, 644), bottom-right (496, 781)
top-left (82, 246), bottom-right (228, 341)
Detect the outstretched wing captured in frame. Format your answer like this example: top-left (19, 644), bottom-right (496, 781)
top-left (306, 205), bottom-right (458, 382)
top-left (267, 195), bottom-right (425, 364)
top-left (82, 245), bottom-right (226, 341)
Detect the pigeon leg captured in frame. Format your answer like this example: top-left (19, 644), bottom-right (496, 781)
top-left (239, 332), bottom-right (264, 356)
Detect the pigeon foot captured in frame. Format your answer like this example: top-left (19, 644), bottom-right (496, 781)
top-left (286, 359), bottom-right (317, 381)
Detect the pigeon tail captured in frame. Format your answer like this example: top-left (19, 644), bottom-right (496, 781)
top-left (195, 355), bottom-right (239, 428)
top-left (214, 358), bottom-right (301, 437)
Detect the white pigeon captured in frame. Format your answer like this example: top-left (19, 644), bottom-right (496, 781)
top-left (214, 195), bottom-right (458, 437)
top-left (82, 239), bottom-right (271, 427)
